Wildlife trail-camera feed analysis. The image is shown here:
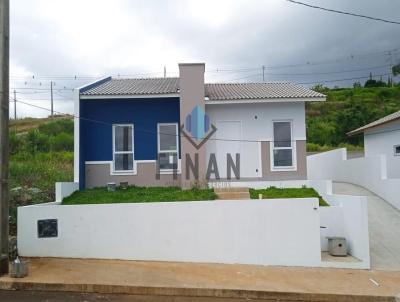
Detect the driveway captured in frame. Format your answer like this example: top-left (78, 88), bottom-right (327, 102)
top-left (333, 182), bottom-right (400, 271)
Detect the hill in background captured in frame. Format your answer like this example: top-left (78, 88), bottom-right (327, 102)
top-left (306, 85), bottom-right (400, 151)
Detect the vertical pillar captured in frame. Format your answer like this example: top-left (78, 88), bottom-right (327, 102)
top-left (179, 63), bottom-right (206, 188)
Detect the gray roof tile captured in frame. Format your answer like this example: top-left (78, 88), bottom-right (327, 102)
top-left (80, 78), bottom-right (179, 95)
top-left (80, 77), bottom-right (325, 100)
top-left (205, 82), bottom-right (325, 100)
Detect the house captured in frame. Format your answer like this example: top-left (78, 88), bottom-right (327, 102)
top-left (348, 110), bottom-right (400, 178)
top-left (75, 63), bottom-right (325, 189)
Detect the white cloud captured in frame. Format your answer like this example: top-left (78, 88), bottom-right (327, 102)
top-left (9, 0), bottom-right (400, 117)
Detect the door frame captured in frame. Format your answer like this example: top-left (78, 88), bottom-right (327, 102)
top-left (215, 120), bottom-right (243, 178)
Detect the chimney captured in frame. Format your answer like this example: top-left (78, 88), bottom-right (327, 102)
top-left (178, 63), bottom-right (206, 188)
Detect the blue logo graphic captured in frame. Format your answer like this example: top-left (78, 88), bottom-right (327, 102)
top-left (185, 106), bottom-right (210, 141)
top-left (181, 105), bottom-right (217, 149)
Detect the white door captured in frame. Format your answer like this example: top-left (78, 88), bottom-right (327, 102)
top-left (216, 121), bottom-right (242, 179)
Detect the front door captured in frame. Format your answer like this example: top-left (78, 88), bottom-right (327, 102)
top-left (216, 121), bottom-right (242, 179)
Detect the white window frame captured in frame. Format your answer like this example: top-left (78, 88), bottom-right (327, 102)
top-left (394, 144), bottom-right (400, 156)
top-left (112, 124), bottom-right (135, 174)
top-left (157, 123), bottom-right (180, 173)
top-left (270, 120), bottom-right (297, 171)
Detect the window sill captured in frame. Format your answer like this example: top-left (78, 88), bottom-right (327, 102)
top-left (110, 170), bottom-right (137, 176)
top-left (271, 166), bottom-right (297, 172)
top-left (158, 170), bottom-right (181, 175)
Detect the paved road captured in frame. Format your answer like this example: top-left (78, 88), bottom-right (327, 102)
top-left (0, 290), bottom-right (282, 302)
top-left (333, 182), bottom-right (400, 271)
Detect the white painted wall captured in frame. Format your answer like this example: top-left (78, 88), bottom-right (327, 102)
top-left (205, 102), bottom-right (306, 178)
top-left (18, 198), bottom-right (323, 267)
top-left (309, 180), bottom-right (370, 269)
top-left (55, 182), bottom-right (79, 202)
top-left (364, 123), bottom-right (400, 178)
top-left (308, 148), bottom-right (400, 209)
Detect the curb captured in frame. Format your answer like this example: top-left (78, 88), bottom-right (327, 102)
top-left (0, 280), bottom-right (397, 302)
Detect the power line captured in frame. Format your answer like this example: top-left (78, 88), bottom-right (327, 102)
top-left (14, 99), bottom-right (300, 144)
top-left (10, 87), bottom-right (75, 91)
top-left (7, 46), bottom-right (400, 83)
top-left (297, 73), bottom-right (391, 85)
top-left (286, 0), bottom-right (400, 25)
top-left (260, 65), bottom-right (391, 77)
top-left (210, 47), bottom-right (400, 73)
top-left (13, 98), bottom-right (400, 142)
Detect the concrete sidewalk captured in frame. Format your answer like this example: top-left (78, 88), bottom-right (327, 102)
top-left (1, 258), bottom-right (400, 301)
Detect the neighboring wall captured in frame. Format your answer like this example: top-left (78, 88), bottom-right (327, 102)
top-left (364, 120), bottom-right (400, 178)
top-left (308, 148), bottom-right (400, 210)
top-left (18, 199), bottom-right (322, 267)
top-left (205, 102), bottom-right (307, 180)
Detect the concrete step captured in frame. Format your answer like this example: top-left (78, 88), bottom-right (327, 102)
top-left (215, 191), bottom-right (251, 200)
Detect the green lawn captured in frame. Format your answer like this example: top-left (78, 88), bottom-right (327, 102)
top-left (249, 187), bottom-right (329, 206)
top-left (62, 186), bottom-right (217, 205)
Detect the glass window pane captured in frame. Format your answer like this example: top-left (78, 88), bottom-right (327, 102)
top-left (159, 125), bottom-right (177, 151)
top-left (115, 126), bottom-right (132, 152)
top-left (273, 149), bottom-right (293, 167)
top-left (158, 152), bottom-right (178, 170)
top-left (115, 153), bottom-right (133, 171)
top-left (273, 122), bottom-right (291, 147)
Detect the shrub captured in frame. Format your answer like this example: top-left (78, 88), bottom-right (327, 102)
top-left (49, 132), bottom-right (73, 151)
top-left (26, 129), bottom-right (50, 153)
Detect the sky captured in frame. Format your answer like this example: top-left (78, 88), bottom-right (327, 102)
top-left (9, 0), bottom-right (400, 118)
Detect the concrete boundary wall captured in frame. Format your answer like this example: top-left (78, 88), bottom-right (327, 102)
top-left (18, 199), bottom-right (323, 267)
top-left (309, 179), bottom-right (370, 269)
top-left (55, 182), bottom-right (79, 202)
top-left (307, 148), bottom-right (400, 209)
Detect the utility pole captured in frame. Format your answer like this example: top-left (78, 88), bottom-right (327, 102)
top-left (262, 65), bottom-right (265, 82)
top-left (50, 81), bottom-right (53, 117)
top-left (13, 89), bottom-right (16, 120)
top-left (163, 66), bottom-right (166, 78)
top-left (388, 51), bottom-right (394, 87)
top-left (0, 0), bottom-right (10, 276)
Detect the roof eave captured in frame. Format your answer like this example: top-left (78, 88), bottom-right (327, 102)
top-left (205, 96), bottom-right (326, 105)
top-left (78, 76), bottom-right (112, 93)
top-left (80, 93), bottom-right (180, 99)
top-left (347, 116), bottom-right (400, 136)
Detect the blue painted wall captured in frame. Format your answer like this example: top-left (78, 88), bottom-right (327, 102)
top-left (79, 97), bottom-right (180, 188)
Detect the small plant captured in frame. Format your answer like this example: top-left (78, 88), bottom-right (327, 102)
top-left (249, 187), bottom-right (329, 207)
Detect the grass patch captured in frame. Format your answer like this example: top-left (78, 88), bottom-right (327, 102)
top-left (62, 186), bottom-right (217, 205)
top-left (10, 115), bottom-right (72, 134)
top-left (9, 151), bottom-right (73, 235)
top-left (249, 187), bottom-right (329, 206)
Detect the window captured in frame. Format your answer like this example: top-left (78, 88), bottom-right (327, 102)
top-left (395, 145), bottom-right (400, 156)
top-left (272, 121), bottom-right (294, 169)
top-left (157, 123), bottom-right (179, 171)
top-left (113, 124), bottom-right (134, 172)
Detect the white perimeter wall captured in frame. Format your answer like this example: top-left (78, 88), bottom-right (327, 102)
top-left (18, 198), bottom-right (323, 267)
top-left (364, 124), bottom-right (400, 178)
top-left (308, 148), bottom-right (400, 210)
top-left (309, 180), bottom-right (370, 269)
top-left (55, 182), bottom-right (79, 202)
top-left (205, 102), bottom-right (306, 178)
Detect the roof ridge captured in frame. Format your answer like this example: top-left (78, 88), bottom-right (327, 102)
top-left (112, 77), bottom-right (179, 81)
top-left (205, 81), bottom-right (292, 85)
